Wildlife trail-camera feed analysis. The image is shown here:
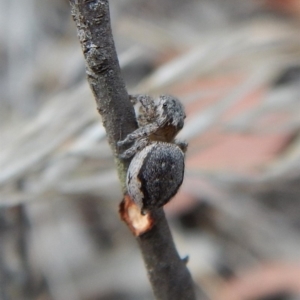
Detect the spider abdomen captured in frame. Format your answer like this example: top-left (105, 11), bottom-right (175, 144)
top-left (127, 142), bottom-right (185, 214)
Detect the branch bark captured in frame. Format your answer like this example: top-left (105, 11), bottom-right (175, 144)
top-left (69, 1), bottom-right (196, 299)
top-left (137, 207), bottom-right (196, 299)
top-left (69, 0), bottom-right (136, 190)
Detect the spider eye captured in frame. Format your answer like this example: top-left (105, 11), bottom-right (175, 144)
top-left (163, 103), bottom-right (167, 108)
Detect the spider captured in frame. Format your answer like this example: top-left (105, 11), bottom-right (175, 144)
top-left (118, 94), bottom-right (188, 214)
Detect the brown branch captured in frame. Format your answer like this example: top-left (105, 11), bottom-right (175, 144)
top-left (69, 1), bottom-right (196, 299)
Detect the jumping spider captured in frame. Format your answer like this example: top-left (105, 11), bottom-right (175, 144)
top-left (118, 94), bottom-right (188, 214)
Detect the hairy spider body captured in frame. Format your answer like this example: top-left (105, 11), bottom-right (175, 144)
top-left (118, 94), bottom-right (187, 213)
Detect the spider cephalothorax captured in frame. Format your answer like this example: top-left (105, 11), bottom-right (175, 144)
top-left (118, 94), bottom-right (187, 214)
top-left (117, 94), bottom-right (187, 159)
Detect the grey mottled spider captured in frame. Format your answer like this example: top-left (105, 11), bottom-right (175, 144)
top-left (117, 94), bottom-right (187, 159)
top-left (118, 94), bottom-right (188, 214)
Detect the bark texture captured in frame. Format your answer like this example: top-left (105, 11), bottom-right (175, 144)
top-left (138, 208), bottom-right (196, 300)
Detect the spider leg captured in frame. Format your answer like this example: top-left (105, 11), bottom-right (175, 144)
top-left (130, 94), bottom-right (156, 115)
top-left (119, 138), bottom-right (150, 159)
top-left (130, 94), bottom-right (152, 105)
top-left (118, 119), bottom-right (166, 146)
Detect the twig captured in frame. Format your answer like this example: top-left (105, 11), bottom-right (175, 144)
top-left (119, 195), bottom-right (197, 300)
top-left (69, 0), bottom-right (136, 190)
top-left (69, 1), bottom-right (196, 299)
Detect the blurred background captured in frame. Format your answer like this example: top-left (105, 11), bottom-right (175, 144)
top-left (1, 0), bottom-right (300, 299)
